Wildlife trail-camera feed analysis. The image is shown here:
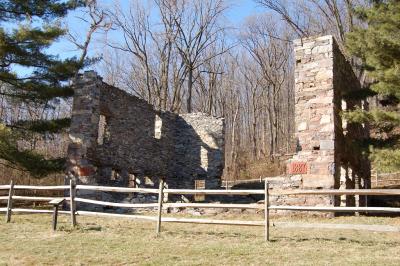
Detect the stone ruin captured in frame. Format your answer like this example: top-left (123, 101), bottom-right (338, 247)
top-left (66, 34), bottom-right (371, 208)
top-left (270, 35), bottom-right (371, 207)
top-left (66, 71), bottom-right (225, 203)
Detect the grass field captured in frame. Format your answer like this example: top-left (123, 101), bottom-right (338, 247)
top-left (0, 213), bottom-right (400, 265)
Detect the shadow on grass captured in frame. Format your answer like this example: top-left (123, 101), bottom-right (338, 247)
top-left (272, 236), bottom-right (399, 247)
top-left (58, 224), bottom-right (102, 233)
top-left (161, 228), bottom-right (257, 239)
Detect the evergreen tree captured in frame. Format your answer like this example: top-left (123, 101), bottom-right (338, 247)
top-left (0, 0), bottom-right (85, 176)
top-left (345, 0), bottom-right (400, 172)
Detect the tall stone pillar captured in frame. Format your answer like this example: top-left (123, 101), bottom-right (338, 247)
top-left (287, 35), bottom-right (370, 207)
top-left (66, 71), bottom-right (102, 185)
top-left (288, 36), bottom-right (339, 200)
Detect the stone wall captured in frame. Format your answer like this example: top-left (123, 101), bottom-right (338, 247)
top-left (281, 35), bottom-right (370, 207)
top-left (66, 71), bottom-right (225, 201)
top-left (67, 35), bottom-right (370, 209)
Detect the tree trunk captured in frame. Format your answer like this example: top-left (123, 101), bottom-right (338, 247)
top-left (187, 68), bottom-right (193, 113)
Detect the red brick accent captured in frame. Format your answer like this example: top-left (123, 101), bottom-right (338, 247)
top-left (78, 166), bottom-right (94, 177)
top-left (287, 162), bottom-right (308, 174)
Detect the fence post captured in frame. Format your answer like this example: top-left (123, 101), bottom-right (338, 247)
top-left (69, 179), bottom-right (77, 227)
top-left (355, 175), bottom-right (360, 216)
top-left (264, 180), bottom-right (270, 242)
top-left (156, 178), bottom-right (165, 235)
top-left (6, 180), bottom-right (14, 223)
top-left (52, 204), bottom-right (59, 231)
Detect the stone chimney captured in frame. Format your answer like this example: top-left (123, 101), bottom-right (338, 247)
top-left (287, 35), bottom-right (370, 206)
top-left (66, 71), bottom-right (103, 185)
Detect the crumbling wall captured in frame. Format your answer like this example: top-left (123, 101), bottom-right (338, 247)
top-left (172, 113), bottom-right (225, 189)
top-left (94, 83), bottom-right (176, 184)
top-left (66, 71), bottom-right (225, 198)
top-left (67, 35), bottom-right (370, 209)
top-left (277, 35), bottom-right (370, 207)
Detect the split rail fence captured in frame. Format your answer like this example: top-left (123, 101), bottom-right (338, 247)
top-left (1, 180), bottom-right (400, 241)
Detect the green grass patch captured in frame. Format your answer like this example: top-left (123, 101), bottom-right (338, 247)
top-left (0, 214), bottom-right (399, 265)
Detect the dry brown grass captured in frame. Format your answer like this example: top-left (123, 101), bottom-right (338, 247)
top-left (0, 213), bottom-right (399, 265)
top-left (230, 158), bottom-right (284, 182)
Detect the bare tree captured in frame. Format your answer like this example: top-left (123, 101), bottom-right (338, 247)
top-left (256, 0), bottom-right (366, 48)
top-left (67, 0), bottom-right (112, 72)
top-left (240, 15), bottom-right (293, 160)
top-left (196, 40), bottom-right (226, 115)
top-left (96, 1), bottom-right (296, 179)
top-left (152, 0), bottom-right (179, 110)
top-left (173, 0), bottom-right (228, 113)
top-left (107, 1), bottom-right (157, 104)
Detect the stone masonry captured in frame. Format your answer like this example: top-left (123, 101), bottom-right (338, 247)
top-left (66, 71), bottom-right (224, 204)
top-left (66, 35), bottom-right (370, 209)
top-left (283, 35), bottom-right (371, 207)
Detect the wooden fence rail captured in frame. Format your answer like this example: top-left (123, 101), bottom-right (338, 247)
top-left (1, 180), bottom-right (400, 241)
top-left (74, 198), bottom-right (158, 208)
top-left (4, 196), bottom-right (68, 202)
top-left (272, 189), bottom-right (400, 196)
top-left (10, 208), bottom-right (70, 214)
top-left (164, 188), bottom-right (265, 195)
top-left (269, 206), bottom-right (400, 213)
top-left (14, 185), bottom-right (69, 190)
top-left (76, 185), bottom-right (159, 194)
top-left (163, 203), bottom-right (262, 209)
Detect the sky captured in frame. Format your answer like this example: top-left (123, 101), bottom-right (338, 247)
top-left (9, 0), bottom-right (265, 77)
top-left (48, 0), bottom-right (263, 62)
top-left (227, 0), bottom-right (262, 24)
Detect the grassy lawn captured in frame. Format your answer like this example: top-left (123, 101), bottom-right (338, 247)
top-left (0, 214), bottom-right (399, 265)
